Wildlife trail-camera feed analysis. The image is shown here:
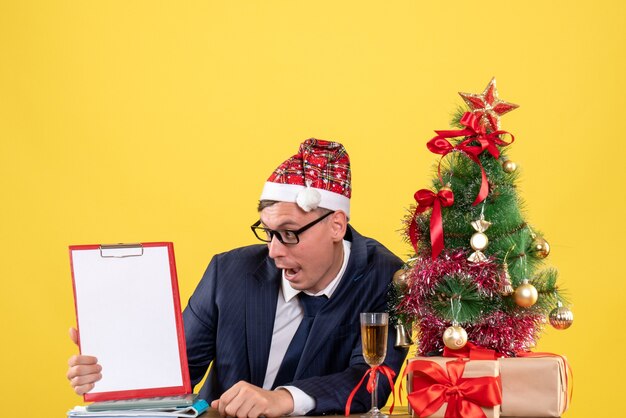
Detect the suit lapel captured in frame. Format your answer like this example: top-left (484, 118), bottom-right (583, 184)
top-left (294, 225), bottom-right (368, 378)
top-left (246, 258), bottom-right (280, 387)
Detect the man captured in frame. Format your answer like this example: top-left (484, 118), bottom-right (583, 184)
top-left (67, 139), bottom-right (407, 417)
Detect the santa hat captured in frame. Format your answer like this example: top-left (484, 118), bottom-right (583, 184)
top-left (260, 138), bottom-right (351, 218)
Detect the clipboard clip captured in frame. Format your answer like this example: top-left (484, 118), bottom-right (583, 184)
top-left (99, 243), bottom-right (144, 258)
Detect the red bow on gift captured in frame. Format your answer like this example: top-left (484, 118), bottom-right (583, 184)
top-left (443, 342), bottom-right (505, 360)
top-left (345, 365), bottom-right (396, 416)
top-left (409, 188), bottom-right (454, 260)
top-left (427, 112), bottom-right (515, 206)
top-left (404, 359), bottom-right (502, 418)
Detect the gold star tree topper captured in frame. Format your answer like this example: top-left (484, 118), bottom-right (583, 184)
top-left (459, 77), bottom-right (519, 132)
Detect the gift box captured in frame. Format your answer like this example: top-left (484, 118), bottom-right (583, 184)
top-left (406, 357), bottom-right (502, 418)
top-left (499, 356), bottom-right (569, 417)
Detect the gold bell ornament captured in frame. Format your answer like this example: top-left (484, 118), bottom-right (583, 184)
top-left (394, 322), bottom-right (414, 348)
top-left (392, 268), bottom-right (414, 348)
top-left (549, 301), bottom-right (574, 330)
top-left (500, 261), bottom-right (514, 296)
top-left (514, 278), bottom-right (538, 308)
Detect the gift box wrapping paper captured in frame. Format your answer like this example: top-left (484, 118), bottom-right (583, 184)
top-left (499, 356), bottom-right (568, 417)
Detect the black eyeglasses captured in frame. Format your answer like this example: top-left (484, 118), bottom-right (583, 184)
top-left (251, 211), bottom-right (335, 245)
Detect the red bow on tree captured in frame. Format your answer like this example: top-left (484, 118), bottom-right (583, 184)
top-left (427, 112), bottom-right (514, 206)
top-left (409, 187), bottom-right (454, 260)
top-left (404, 359), bottom-right (502, 418)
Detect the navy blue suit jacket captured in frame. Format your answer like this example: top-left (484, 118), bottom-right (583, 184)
top-left (182, 225), bottom-right (407, 414)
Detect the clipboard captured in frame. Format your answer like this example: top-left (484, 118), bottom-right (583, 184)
top-left (69, 242), bottom-right (191, 402)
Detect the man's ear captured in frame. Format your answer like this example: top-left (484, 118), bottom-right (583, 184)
top-left (329, 211), bottom-right (348, 242)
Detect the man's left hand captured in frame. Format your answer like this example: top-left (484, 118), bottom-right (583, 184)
top-left (211, 381), bottom-right (294, 418)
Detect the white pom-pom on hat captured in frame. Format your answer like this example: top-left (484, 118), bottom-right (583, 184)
top-left (296, 179), bottom-right (322, 212)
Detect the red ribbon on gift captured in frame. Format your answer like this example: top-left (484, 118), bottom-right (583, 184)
top-left (427, 112), bottom-right (515, 206)
top-left (409, 188), bottom-right (454, 260)
top-left (403, 359), bottom-right (502, 418)
top-left (345, 365), bottom-right (396, 416)
top-left (515, 351), bottom-right (574, 411)
top-left (443, 342), bottom-right (505, 360)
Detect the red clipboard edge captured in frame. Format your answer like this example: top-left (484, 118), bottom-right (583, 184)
top-left (69, 242), bottom-right (192, 402)
top-left (84, 386), bottom-right (189, 403)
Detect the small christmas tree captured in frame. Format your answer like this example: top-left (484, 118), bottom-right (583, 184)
top-left (393, 78), bottom-right (573, 357)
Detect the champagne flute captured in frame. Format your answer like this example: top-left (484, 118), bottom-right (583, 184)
top-left (360, 312), bottom-right (389, 418)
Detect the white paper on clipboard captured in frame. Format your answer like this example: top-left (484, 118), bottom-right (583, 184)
top-left (69, 242), bottom-right (190, 401)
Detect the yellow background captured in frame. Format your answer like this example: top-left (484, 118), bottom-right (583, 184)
top-left (1, 1), bottom-right (624, 416)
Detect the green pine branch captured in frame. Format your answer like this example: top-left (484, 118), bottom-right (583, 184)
top-left (431, 275), bottom-right (496, 323)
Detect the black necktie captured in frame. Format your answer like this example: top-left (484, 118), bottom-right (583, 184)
top-left (272, 293), bottom-right (328, 388)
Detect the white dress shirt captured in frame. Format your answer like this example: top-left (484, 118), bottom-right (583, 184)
top-left (262, 240), bottom-right (352, 415)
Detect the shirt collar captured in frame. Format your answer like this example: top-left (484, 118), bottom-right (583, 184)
top-left (282, 239), bottom-right (352, 302)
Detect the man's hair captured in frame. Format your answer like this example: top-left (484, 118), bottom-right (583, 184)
top-left (257, 200), bottom-right (332, 215)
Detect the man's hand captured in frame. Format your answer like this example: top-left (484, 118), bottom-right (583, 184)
top-left (66, 327), bottom-right (102, 395)
top-left (211, 381), bottom-right (294, 418)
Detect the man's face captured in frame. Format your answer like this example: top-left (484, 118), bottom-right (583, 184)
top-left (259, 202), bottom-right (346, 294)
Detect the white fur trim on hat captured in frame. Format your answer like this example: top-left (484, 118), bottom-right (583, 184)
top-left (260, 182), bottom-right (351, 218)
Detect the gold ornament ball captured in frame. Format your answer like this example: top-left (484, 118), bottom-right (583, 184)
top-left (393, 269), bottom-right (410, 289)
top-left (442, 325), bottom-right (468, 350)
top-left (549, 306), bottom-right (574, 330)
top-left (532, 237), bottom-right (551, 258)
top-left (502, 160), bottom-right (517, 173)
top-left (470, 232), bottom-right (489, 251)
top-left (514, 280), bottom-right (538, 307)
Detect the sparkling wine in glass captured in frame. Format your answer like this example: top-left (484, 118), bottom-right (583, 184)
top-left (360, 312), bottom-right (389, 418)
